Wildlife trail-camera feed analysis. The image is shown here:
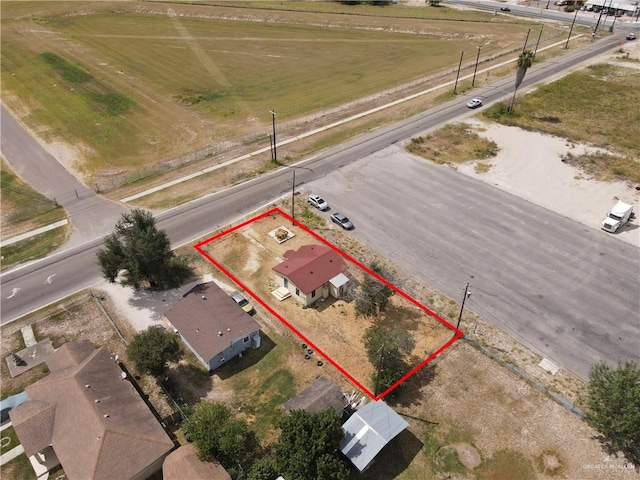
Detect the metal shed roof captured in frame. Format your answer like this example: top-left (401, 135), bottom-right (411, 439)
top-left (339, 400), bottom-right (408, 472)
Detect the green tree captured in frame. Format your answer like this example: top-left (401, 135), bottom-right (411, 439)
top-left (182, 401), bottom-right (258, 469)
top-left (272, 409), bottom-right (349, 480)
top-left (585, 361), bottom-right (640, 462)
top-left (126, 326), bottom-right (182, 377)
top-left (246, 456), bottom-right (278, 480)
top-left (508, 49), bottom-right (535, 113)
top-left (218, 418), bottom-right (259, 466)
top-left (364, 326), bottom-right (415, 396)
top-left (355, 261), bottom-right (394, 317)
top-left (96, 208), bottom-right (193, 290)
top-left (182, 402), bottom-right (232, 461)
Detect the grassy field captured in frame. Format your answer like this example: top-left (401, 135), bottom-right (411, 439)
top-left (1, 0), bottom-right (544, 184)
top-left (0, 159), bottom-right (68, 270)
top-left (482, 63), bottom-right (640, 183)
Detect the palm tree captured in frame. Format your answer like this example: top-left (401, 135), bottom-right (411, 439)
top-left (508, 49), bottom-right (535, 113)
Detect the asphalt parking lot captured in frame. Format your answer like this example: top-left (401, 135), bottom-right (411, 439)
top-left (307, 145), bottom-right (640, 380)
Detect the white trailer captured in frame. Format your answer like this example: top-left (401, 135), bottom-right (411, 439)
top-left (601, 200), bottom-right (634, 233)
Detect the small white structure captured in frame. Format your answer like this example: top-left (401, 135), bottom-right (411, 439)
top-left (340, 400), bottom-right (408, 472)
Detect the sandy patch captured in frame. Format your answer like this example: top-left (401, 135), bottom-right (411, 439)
top-left (96, 273), bottom-right (237, 333)
top-left (458, 120), bottom-right (640, 247)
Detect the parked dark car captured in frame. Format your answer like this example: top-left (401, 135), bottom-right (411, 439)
top-left (500, 6), bottom-right (511, 11)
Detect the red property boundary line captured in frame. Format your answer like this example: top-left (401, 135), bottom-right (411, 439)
top-left (194, 207), bottom-right (464, 400)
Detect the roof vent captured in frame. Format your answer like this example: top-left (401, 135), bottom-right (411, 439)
top-left (202, 295), bottom-right (207, 300)
top-left (104, 414), bottom-right (110, 418)
top-left (218, 331), bottom-right (223, 337)
top-left (227, 328), bottom-right (231, 332)
top-left (85, 384), bottom-right (91, 388)
top-left (95, 399), bottom-right (101, 403)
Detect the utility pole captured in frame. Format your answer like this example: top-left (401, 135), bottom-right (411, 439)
top-left (291, 170), bottom-right (295, 226)
top-left (269, 110), bottom-right (277, 163)
top-left (472, 46), bottom-right (481, 87)
top-left (533, 25), bottom-right (544, 59)
top-left (453, 51), bottom-right (464, 94)
top-left (455, 283), bottom-right (471, 332)
top-left (565, 9), bottom-right (579, 48)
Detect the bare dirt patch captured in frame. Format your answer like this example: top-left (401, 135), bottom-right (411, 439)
top-left (197, 210), bottom-right (454, 395)
top-left (0, 291), bottom-right (176, 420)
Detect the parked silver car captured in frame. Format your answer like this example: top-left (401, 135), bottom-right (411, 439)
top-left (331, 213), bottom-right (354, 230)
top-left (308, 193), bottom-right (329, 211)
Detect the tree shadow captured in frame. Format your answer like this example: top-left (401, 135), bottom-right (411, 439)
top-left (352, 428), bottom-right (423, 479)
top-left (390, 362), bottom-right (438, 409)
top-left (593, 433), bottom-right (640, 468)
top-left (163, 362), bottom-right (213, 407)
top-left (215, 333), bottom-right (277, 380)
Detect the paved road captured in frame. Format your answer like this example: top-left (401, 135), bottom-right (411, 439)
top-left (309, 147), bottom-right (639, 381)
top-left (1, 36), bottom-right (636, 381)
top-left (0, 105), bottom-right (127, 246)
top-left (448, 0), bottom-right (639, 32)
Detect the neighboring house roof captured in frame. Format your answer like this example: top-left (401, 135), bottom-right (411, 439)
top-left (339, 400), bottom-right (408, 472)
top-left (163, 444), bottom-right (231, 480)
top-left (165, 282), bottom-right (261, 362)
top-left (272, 245), bottom-right (348, 294)
top-left (283, 376), bottom-right (346, 414)
top-left (10, 341), bottom-right (174, 480)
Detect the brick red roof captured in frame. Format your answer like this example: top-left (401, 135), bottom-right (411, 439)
top-left (272, 245), bottom-right (348, 294)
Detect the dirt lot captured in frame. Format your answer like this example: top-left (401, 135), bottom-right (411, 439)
top-left (197, 210), bottom-right (455, 395)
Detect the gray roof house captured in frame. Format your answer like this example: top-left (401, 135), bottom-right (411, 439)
top-left (165, 282), bottom-right (261, 372)
top-left (9, 341), bottom-right (174, 480)
top-left (272, 245), bottom-right (350, 307)
top-left (340, 400), bottom-right (408, 472)
top-left (283, 376), bottom-right (346, 416)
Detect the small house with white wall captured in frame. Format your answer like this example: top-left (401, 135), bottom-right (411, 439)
top-left (165, 282), bottom-right (261, 372)
top-left (272, 245), bottom-right (350, 307)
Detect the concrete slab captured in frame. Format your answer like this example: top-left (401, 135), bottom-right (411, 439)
top-left (20, 326), bottom-right (37, 348)
top-left (5, 339), bottom-right (54, 378)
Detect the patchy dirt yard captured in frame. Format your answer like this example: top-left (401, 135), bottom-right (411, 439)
top-left (360, 341), bottom-right (638, 480)
top-left (0, 291), bottom-right (176, 420)
top-left (197, 210), bottom-right (455, 395)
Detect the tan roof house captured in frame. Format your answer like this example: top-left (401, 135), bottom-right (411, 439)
top-left (165, 282), bottom-right (261, 372)
top-left (9, 340), bottom-right (174, 480)
top-left (272, 245), bottom-right (350, 307)
top-left (163, 444), bottom-right (231, 480)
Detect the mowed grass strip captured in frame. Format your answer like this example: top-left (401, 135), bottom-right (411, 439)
top-left (0, 160), bottom-right (68, 269)
top-left (1, 2), bottom-right (536, 176)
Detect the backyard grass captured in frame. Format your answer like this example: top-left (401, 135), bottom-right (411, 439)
top-left (1, 0), bottom-right (543, 182)
top-left (0, 426), bottom-right (20, 455)
top-left (0, 454), bottom-right (36, 480)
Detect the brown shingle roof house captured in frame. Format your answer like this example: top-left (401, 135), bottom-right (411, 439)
top-left (165, 282), bottom-right (262, 372)
top-left (283, 376), bottom-right (346, 416)
top-left (9, 340), bottom-right (174, 480)
top-left (163, 443), bottom-right (231, 480)
top-left (272, 245), bottom-right (350, 307)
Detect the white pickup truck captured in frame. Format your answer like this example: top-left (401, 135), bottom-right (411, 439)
top-left (601, 200), bottom-right (634, 233)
